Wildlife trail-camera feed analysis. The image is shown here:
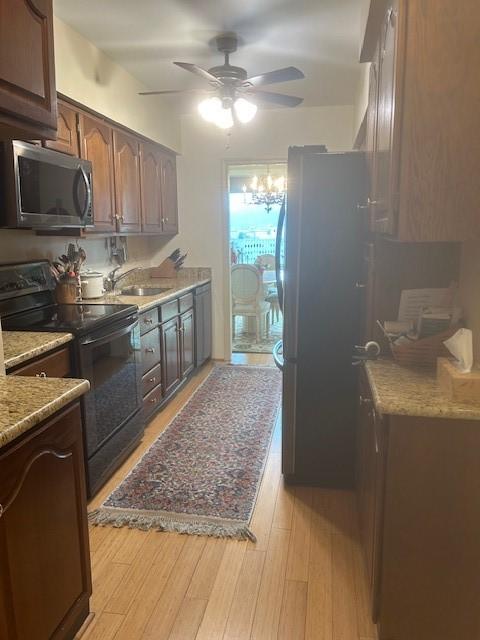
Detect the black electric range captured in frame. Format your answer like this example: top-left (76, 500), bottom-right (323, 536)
top-left (1, 301), bottom-right (137, 335)
top-left (0, 260), bottom-right (144, 496)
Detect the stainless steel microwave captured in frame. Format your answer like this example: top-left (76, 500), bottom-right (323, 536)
top-left (0, 141), bottom-right (93, 229)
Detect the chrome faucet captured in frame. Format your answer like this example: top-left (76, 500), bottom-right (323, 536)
top-left (104, 267), bottom-right (140, 293)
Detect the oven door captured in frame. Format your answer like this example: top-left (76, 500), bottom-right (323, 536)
top-left (78, 314), bottom-right (142, 460)
top-left (6, 141), bottom-right (93, 228)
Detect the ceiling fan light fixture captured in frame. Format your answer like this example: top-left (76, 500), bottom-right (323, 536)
top-left (233, 97), bottom-right (257, 123)
top-left (215, 106), bottom-right (234, 129)
top-left (198, 96), bottom-right (222, 123)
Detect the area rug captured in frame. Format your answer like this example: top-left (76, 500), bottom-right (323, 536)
top-left (89, 364), bottom-right (282, 540)
top-left (232, 317), bottom-right (283, 354)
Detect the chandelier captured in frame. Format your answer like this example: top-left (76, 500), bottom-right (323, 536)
top-left (242, 173), bottom-right (286, 213)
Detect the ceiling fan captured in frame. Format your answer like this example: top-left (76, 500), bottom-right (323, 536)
top-left (139, 33), bottom-right (305, 129)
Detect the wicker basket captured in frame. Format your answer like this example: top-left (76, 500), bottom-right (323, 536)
top-left (389, 325), bottom-right (460, 368)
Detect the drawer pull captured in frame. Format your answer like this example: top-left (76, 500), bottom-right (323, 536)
top-left (144, 318), bottom-right (153, 324)
top-left (145, 347), bottom-right (155, 353)
top-left (359, 395), bottom-right (372, 406)
top-left (148, 376), bottom-right (156, 384)
top-left (35, 372), bottom-right (47, 378)
top-left (149, 397), bottom-right (158, 404)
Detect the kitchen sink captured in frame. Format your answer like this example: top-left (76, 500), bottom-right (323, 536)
top-left (120, 285), bottom-right (172, 296)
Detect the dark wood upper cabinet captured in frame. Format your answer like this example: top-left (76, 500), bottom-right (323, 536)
top-left (0, 402), bottom-right (91, 639)
top-left (0, 0), bottom-right (57, 140)
top-left (113, 129), bottom-right (142, 234)
top-left (161, 151), bottom-right (179, 235)
top-left (78, 113), bottom-right (116, 233)
top-left (140, 142), bottom-right (163, 233)
top-left (365, 0), bottom-right (480, 241)
top-left (44, 101), bottom-right (79, 156)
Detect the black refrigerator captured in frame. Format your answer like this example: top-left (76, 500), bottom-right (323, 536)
top-left (273, 147), bottom-right (367, 488)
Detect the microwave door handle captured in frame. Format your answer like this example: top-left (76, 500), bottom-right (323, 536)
top-left (275, 196), bottom-right (286, 312)
top-left (79, 165), bottom-right (92, 220)
top-left (80, 319), bottom-right (138, 348)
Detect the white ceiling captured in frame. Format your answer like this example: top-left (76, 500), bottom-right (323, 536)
top-left (53, 0), bottom-right (362, 112)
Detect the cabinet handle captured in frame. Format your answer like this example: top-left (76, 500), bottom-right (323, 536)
top-left (148, 376), bottom-right (156, 384)
top-left (145, 347), bottom-right (155, 353)
top-left (355, 282), bottom-right (366, 289)
top-left (0, 503), bottom-right (4, 518)
top-left (165, 217), bottom-right (169, 222)
top-left (35, 372), bottom-right (47, 378)
top-left (144, 318), bottom-right (153, 324)
top-left (359, 395), bottom-right (372, 406)
top-left (149, 396), bottom-right (158, 404)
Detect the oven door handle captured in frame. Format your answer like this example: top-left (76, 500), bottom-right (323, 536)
top-left (80, 318), bottom-right (138, 348)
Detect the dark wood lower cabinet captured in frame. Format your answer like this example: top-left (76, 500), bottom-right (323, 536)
top-left (0, 402), bottom-right (91, 640)
top-left (161, 317), bottom-right (181, 397)
top-left (357, 368), bottom-right (480, 639)
top-left (180, 308), bottom-right (195, 377)
top-left (194, 283), bottom-right (212, 367)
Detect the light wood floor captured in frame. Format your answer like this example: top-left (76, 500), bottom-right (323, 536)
top-left (81, 355), bottom-right (377, 640)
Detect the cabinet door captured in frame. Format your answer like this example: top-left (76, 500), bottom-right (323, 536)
top-left (195, 286), bottom-right (212, 367)
top-left (373, 2), bottom-right (399, 235)
top-left (140, 142), bottom-right (163, 233)
top-left (180, 309), bottom-right (195, 377)
top-left (0, 0), bottom-right (57, 138)
top-left (161, 317), bottom-right (181, 396)
top-left (161, 151), bottom-right (178, 234)
top-left (356, 372), bottom-right (385, 621)
top-left (44, 101), bottom-right (79, 156)
top-left (0, 402), bottom-right (91, 640)
top-left (78, 113), bottom-right (116, 232)
top-left (113, 130), bottom-right (142, 233)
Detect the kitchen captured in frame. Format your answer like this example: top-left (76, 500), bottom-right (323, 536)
top-left (1, 1), bottom-right (480, 640)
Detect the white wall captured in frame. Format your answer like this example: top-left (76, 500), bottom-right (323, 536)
top-left (148, 105), bottom-right (356, 360)
top-left (54, 17), bottom-right (181, 152)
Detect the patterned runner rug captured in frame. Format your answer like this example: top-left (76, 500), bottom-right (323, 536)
top-left (89, 364), bottom-right (282, 540)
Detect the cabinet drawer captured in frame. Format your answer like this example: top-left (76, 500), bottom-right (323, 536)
top-left (159, 299), bottom-right (179, 323)
top-left (179, 292), bottom-right (193, 314)
top-left (141, 328), bottom-right (160, 375)
top-left (142, 363), bottom-right (162, 397)
top-left (10, 347), bottom-right (71, 378)
top-left (143, 383), bottom-right (163, 417)
top-left (139, 308), bottom-right (159, 335)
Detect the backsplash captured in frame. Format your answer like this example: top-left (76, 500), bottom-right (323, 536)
top-left (0, 229), bottom-right (173, 275)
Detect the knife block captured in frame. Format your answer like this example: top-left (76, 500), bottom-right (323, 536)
top-left (150, 258), bottom-right (177, 279)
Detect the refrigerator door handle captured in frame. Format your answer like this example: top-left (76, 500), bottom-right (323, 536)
top-left (273, 340), bottom-right (284, 371)
top-left (275, 196), bottom-right (286, 313)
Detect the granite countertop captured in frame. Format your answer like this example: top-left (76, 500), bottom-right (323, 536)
top-left (0, 375), bottom-right (90, 449)
top-left (3, 331), bottom-right (74, 371)
top-left (93, 276), bottom-right (211, 313)
top-left (365, 359), bottom-right (480, 421)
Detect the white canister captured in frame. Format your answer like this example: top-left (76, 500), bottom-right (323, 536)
top-left (80, 271), bottom-right (105, 299)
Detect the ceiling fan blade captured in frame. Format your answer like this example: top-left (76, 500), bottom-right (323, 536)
top-left (173, 61), bottom-right (222, 85)
top-left (244, 66), bottom-right (304, 87)
top-left (139, 89), bottom-right (203, 95)
top-left (248, 90), bottom-right (303, 108)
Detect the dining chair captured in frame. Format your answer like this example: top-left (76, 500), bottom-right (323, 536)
top-left (231, 264), bottom-right (270, 343)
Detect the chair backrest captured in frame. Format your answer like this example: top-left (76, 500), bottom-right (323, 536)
top-left (231, 264), bottom-right (262, 304)
top-left (255, 254), bottom-right (276, 270)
